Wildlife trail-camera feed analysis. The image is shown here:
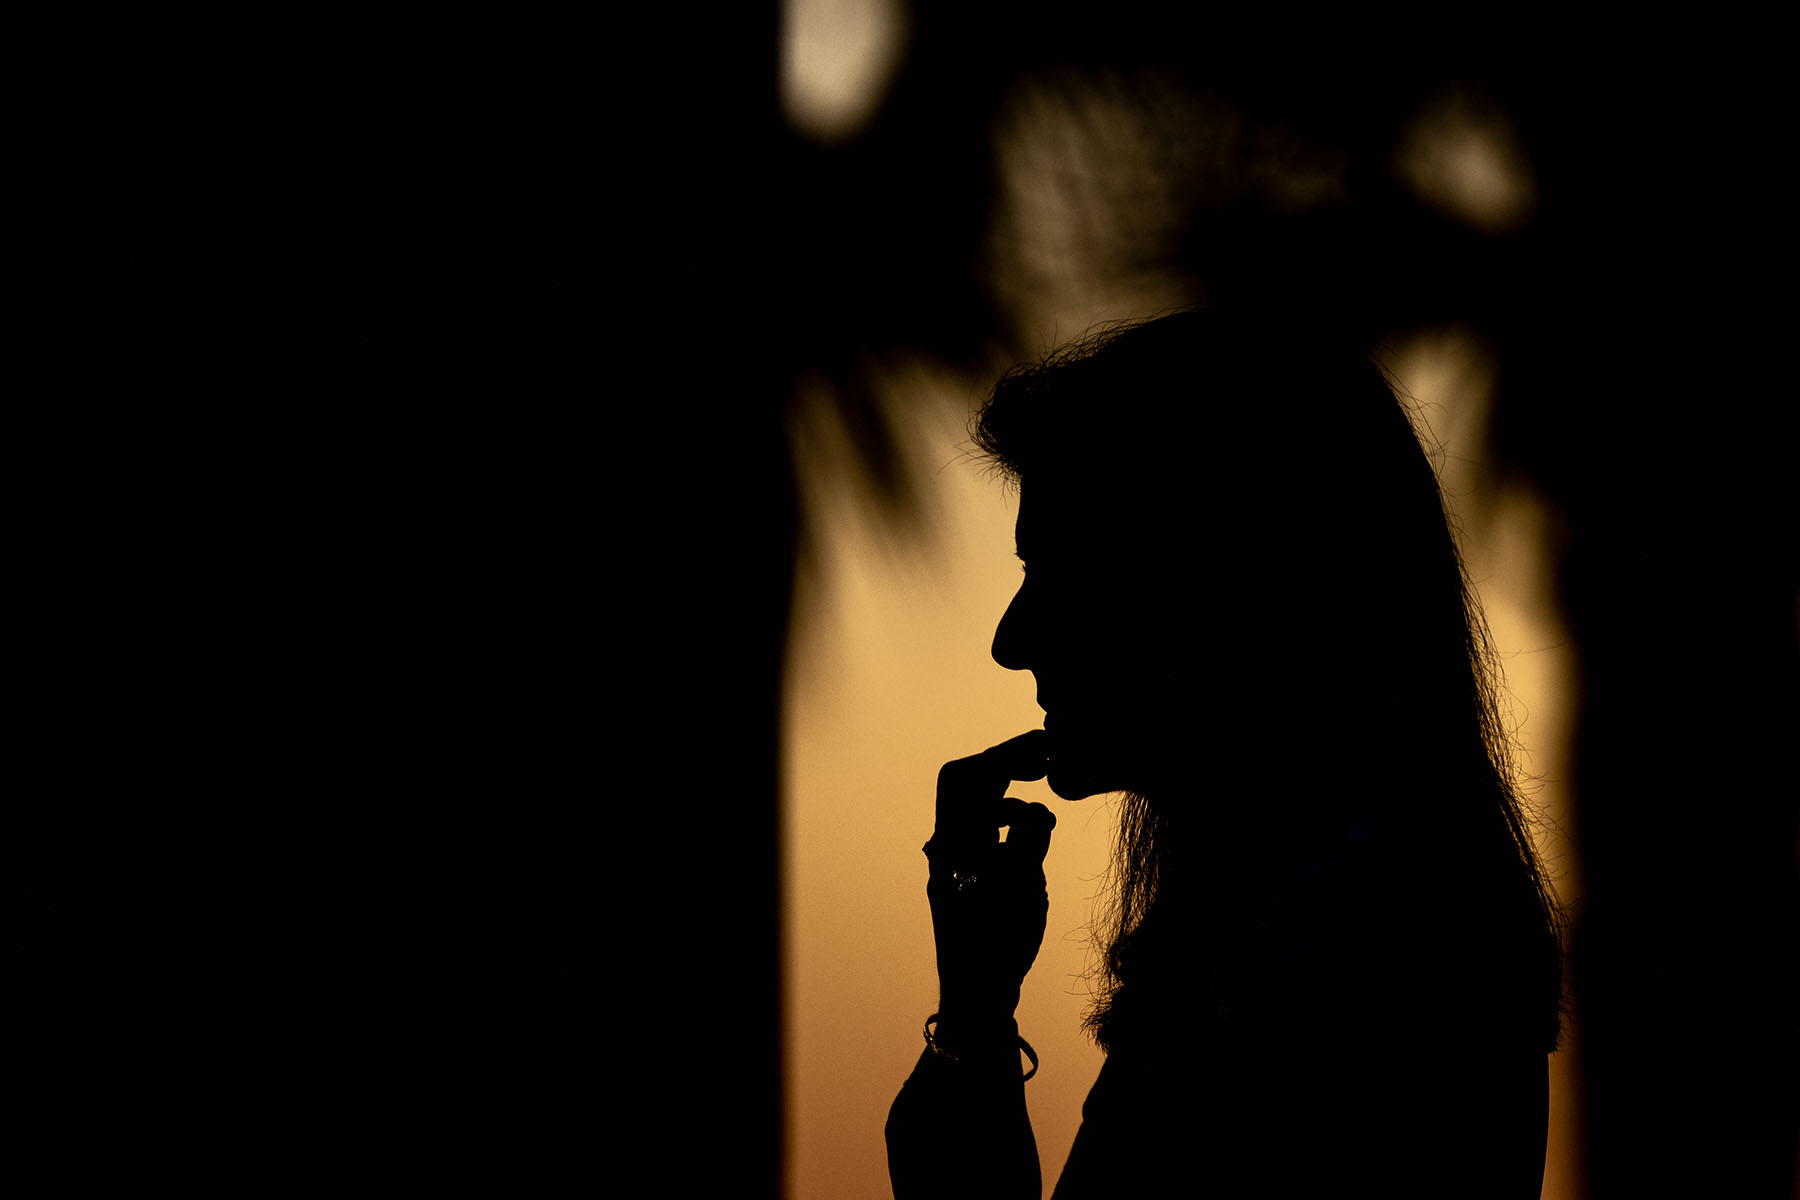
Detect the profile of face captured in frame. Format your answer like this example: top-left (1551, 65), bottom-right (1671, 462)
top-left (990, 477), bottom-right (1189, 801)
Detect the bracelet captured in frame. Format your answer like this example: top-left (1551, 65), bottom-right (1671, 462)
top-left (923, 1012), bottom-right (1038, 1082)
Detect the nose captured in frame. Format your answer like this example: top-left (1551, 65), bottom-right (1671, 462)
top-left (991, 582), bottom-right (1031, 671)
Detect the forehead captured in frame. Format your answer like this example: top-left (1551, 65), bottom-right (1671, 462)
top-left (1015, 475), bottom-right (1137, 561)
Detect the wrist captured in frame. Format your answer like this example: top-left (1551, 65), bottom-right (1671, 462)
top-left (928, 1010), bottom-right (1018, 1060)
top-left (923, 1011), bottom-right (1039, 1082)
top-left (936, 979), bottom-right (1021, 1020)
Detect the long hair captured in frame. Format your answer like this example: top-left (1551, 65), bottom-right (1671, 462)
top-left (973, 309), bottom-right (1565, 1055)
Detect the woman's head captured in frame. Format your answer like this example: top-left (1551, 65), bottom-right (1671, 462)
top-left (973, 308), bottom-right (1563, 1050)
top-left (976, 308), bottom-right (1478, 807)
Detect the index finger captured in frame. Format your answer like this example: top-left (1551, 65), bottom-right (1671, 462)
top-left (935, 729), bottom-right (1049, 834)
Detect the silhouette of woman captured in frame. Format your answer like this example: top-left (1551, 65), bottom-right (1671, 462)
top-left (886, 309), bottom-right (1564, 1198)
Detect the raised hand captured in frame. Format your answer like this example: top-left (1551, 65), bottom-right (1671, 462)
top-left (924, 730), bottom-right (1057, 1044)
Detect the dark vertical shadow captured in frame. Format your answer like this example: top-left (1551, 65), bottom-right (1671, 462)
top-left (1488, 32), bottom-right (1799, 1196)
top-left (96, 10), bottom-right (796, 1194)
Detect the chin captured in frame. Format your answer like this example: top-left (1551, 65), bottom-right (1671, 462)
top-left (1046, 761), bottom-right (1112, 801)
top-left (1044, 727), bottom-right (1124, 800)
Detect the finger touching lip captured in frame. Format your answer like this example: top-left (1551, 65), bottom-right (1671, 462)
top-left (981, 729), bottom-right (1049, 782)
top-left (936, 730), bottom-right (1050, 828)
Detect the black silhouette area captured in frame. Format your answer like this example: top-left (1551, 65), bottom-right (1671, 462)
top-left (887, 310), bottom-right (1565, 1198)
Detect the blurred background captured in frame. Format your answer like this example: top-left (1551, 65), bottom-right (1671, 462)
top-left (770, 4), bottom-right (1797, 1198)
